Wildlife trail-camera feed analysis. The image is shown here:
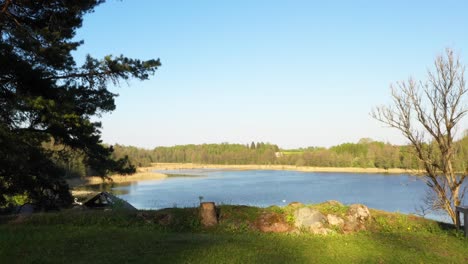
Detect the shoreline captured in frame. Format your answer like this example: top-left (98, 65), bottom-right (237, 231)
top-left (67, 168), bottom-right (167, 188)
top-left (148, 162), bottom-right (421, 175)
top-left (68, 163), bottom-right (421, 195)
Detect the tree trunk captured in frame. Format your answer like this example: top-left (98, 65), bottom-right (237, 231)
top-left (200, 202), bottom-right (218, 227)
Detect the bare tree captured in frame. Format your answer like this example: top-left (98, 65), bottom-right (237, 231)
top-left (372, 49), bottom-right (467, 224)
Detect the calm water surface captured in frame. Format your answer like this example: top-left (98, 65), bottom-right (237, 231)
top-left (102, 169), bottom-right (465, 222)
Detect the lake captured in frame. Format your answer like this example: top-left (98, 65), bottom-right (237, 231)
top-left (100, 169), bottom-right (466, 222)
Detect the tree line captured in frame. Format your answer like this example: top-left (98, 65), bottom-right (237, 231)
top-left (55, 136), bottom-right (468, 179)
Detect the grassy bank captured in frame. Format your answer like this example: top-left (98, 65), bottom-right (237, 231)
top-left (1, 205), bottom-right (466, 263)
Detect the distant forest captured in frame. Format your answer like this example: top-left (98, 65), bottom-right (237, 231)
top-left (58, 137), bottom-right (468, 178)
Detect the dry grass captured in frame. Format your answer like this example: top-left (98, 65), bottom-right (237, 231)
top-left (148, 162), bottom-right (421, 175)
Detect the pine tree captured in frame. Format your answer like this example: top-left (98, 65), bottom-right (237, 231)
top-left (0, 1), bottom-right (160, 207)
top-left (250, 141), bottom-right (256, 149)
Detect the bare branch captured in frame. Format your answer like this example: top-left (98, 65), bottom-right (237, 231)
top-left (372, 48), bottom-right (468, 224)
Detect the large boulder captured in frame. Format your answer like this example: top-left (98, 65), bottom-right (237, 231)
top-left (346, 204), bottom-right (371, 223)
top-left (293, 207), bottom-right (326, 228)
top-left (343, 204), bottom-right (371, 233)
top-left (256, 212), bottom-right (291, 233)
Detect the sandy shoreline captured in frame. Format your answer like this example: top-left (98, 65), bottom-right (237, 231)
top-left (67, 168), bottom-right (167, 188)
top-left (148, 163), bottom-right (420, 174)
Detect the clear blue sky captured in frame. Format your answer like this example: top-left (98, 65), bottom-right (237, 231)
top-left (73, 0), bottom-right (468, 149)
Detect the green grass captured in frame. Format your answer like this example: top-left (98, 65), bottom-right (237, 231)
top-left (0, 206), bottom-right (467, 263)
top-left (310, 202), bottom-right (349, 217)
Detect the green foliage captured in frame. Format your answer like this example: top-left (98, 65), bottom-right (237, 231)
top-left (311, 203), bottom-right (349, 217)
top-left (370, 210), bottom-right (445, 235)
top-left (163, 208), bottom-right (202, 232)
top-left (266, 205), bottom-right (284, 214)
top-left (3, 193), bottom-right (30, 207)
top-left (0, 1), bottom-right (159, 206)
top-left (218, 205), bottom-right (263, 223)
top-left (104, 138), bottom-right (422, 170)
top-left (285, 213), bottom-right (295, 224)
top-left (124, 138), bottom-right (427, 169)
top-left (216, 205), bottom-right (261, 232)
top-left (60, 134), bottom-right (468, 176)
top-left (151, 142), bottom-right (280, 165)
top-left (281, 139), bottom-right (409, 169)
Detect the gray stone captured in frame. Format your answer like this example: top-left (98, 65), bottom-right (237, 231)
top-left (293, 207), bottom-right (326, 228)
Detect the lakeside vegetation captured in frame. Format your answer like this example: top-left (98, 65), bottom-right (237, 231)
top-left (1, 204), bottom-right (467, 263)
top-left (109, 136), bottom-right (468, 172)
top-left (48, 135), bottom-right (468, 181)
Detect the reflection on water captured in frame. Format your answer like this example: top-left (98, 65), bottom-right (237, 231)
top-left (76, 182), bottom-right (134, 196)
top-left (81, 170), bottom-right (466, 222)
top-left (165, 173), bottom-right (204, 178)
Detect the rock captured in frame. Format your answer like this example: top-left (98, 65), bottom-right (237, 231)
top-left (343, 204), bottom-right (371, 233)
top-left (287, 202), bottom-right (304, 208)
top-left (256, 212), bottom-right (290, 233)
top-left (342, 220), bottom-right (366, 234)
top-left (323, 200), bottom-right (344, 207)
top-left (293, 207), bottom-right (326, 228)
top-left (346, 204), bottom-right (371, 223)
top-left (200, 202), bottom-right (218, 227)
top-left (306, 222), bottom-right (333, 235)
top-left (327, 214), bottom-right (344, 227)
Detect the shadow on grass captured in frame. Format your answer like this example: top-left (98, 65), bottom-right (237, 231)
top-left (0, 226), bottom-right (310, 264)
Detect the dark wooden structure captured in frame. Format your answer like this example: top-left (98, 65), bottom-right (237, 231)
top-left (83, 192), bottom-right (136, 211)
top-left (455, 206), bottom-right (468, 237)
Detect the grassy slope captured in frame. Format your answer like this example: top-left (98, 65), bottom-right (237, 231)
top-left (0, 206), bottom-right (467, 264)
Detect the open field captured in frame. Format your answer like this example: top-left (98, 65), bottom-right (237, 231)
top-left (0, 205), bottom-right (466, 263)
